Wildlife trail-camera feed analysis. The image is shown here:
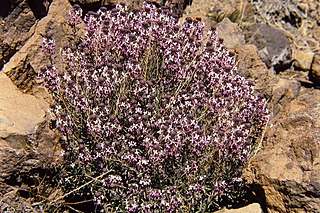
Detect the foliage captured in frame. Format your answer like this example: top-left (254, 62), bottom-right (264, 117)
top-left (40, 3), bottom-right (269, 212)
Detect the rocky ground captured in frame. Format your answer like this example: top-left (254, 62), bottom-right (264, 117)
top-left (0, 0), bottom-right (319, 212)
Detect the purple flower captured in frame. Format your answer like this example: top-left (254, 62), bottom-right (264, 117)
top-left (39, 2), bottom-right (270, 212)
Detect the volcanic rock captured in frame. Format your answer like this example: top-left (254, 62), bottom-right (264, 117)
top-left (243, 87), bottom-right (320, 213)
top-left (293, 50), bottom-right (315, 71)
top-left (215, 203), bottom-right (263, 213)
top-left (309, 53), bottom-right (320, 85)
top-left (0, 0), bottom-right (51, 71)
top-left (2, 0), bottom-right (74, 93)
top-left (244, 23), bottom-right (292, 70)
top-left (217, 18), bottom-right (245, 49)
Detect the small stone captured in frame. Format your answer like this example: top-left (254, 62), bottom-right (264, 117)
top-left (310, 53), bottom-right (320, 85)
top-left (312, 26), bottom-right (320, 41)
top-left (214, 203), bottom-right (263, 213)
top-left (293, 50), bottom-right (315, 70)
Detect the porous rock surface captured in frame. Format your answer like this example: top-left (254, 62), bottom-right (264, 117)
top-left (2, 0), bottom-right (74, 93)
top-left (0, 72), bottom-right (46, 139)
top-left (0, 0), bottom-right (51, 72)
top-left (0, 72), bottom-right (58, 212)
top-left (0, 0), bottom-right (67, 210)
top-left (243, 87), bottom-right (320, 213)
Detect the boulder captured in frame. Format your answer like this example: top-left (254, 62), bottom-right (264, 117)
top-left (309, 53), bottom-right (320, 85)
top-left (208, 0), bottom-right (255, 23)
top-left (235, 44), bottom-right (277, 99)
top-left (250, 0), bottom-right (319, 74)
top-left (243, 23), bottom-right (292, 70)
top-left (0, 0), bottom-right (67, 209)
top-left (0, 0), bottom-right (36, 71)
top-left (184, 0), bottom-right (255, 27)
top-left (0, 190), bottom-right (42, 213)
top-left (0, 0), bottom-right (51, 71)
top-left (234, 43), bottom-right (319, 213)
top-left (2, 0), bottom-right (74, 93)
top-left (0, 72), bottom-right (46, 139)
top-left (243, 87), bottom-right (320, 212)
top-left (0, 71), bottom-right (59, 211)
top-left (217, 18), bottom-right (245, 49)
top-left (271, 78), bottom-right (301, 115)
top-left (293, 49), bottom-right (315, 71)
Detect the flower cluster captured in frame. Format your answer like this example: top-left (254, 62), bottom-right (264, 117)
top-left (41, 37), bottom-right (55, 58)
top-left (40, 3), bottom-right (269, 212)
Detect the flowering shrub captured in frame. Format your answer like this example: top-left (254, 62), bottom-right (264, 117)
top-left (40, 3), bottom-right (269, 212)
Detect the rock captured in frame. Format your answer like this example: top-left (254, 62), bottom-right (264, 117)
top-left (0, 0), bottom-right (36, 71)
top-left (214, 203), bottom-right (263, 213)
top-left (0, 72), bottom-right (46, 138)
top-left (0, 0), bottom-right (65, 209)
top-left (2, 0), bottom-right (74, 93)
top-left (243, 23), bottom-right (292, 70)
top-left (184, 0), bottom-right (255, 27)
top-left (0, 191), bottom-right (42, 213)
top-left (235, 30), bottom-right (319, 213)
top-left (0, 71), bottom-right (60, 178)
top-left (216, 18), bottom-right (245, 49)
top-left (236, 44), bottom-right (300, 114)
top-left (5, 55), bottom-right (38, 93)
top-left (252, 0), bottom-right (320, 27)
top-left (309, 53), bottom-right (320, 85)
top-left (250, 0), bottom-right (319, 73)
top-left (293, 50), bottom-right (315, 71)
top-left (235, 44), bottom-right (277, 98)
top-left (0, 71), bottom-right (60, 210)
top-left (243, 87), bottom-right (320, 213)
top-left (312, 25), bottom-right (320, 41)
top-left (0, 0), bottom-right (51, 70)
top-left (271, 78), bottom-right (301, 115)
